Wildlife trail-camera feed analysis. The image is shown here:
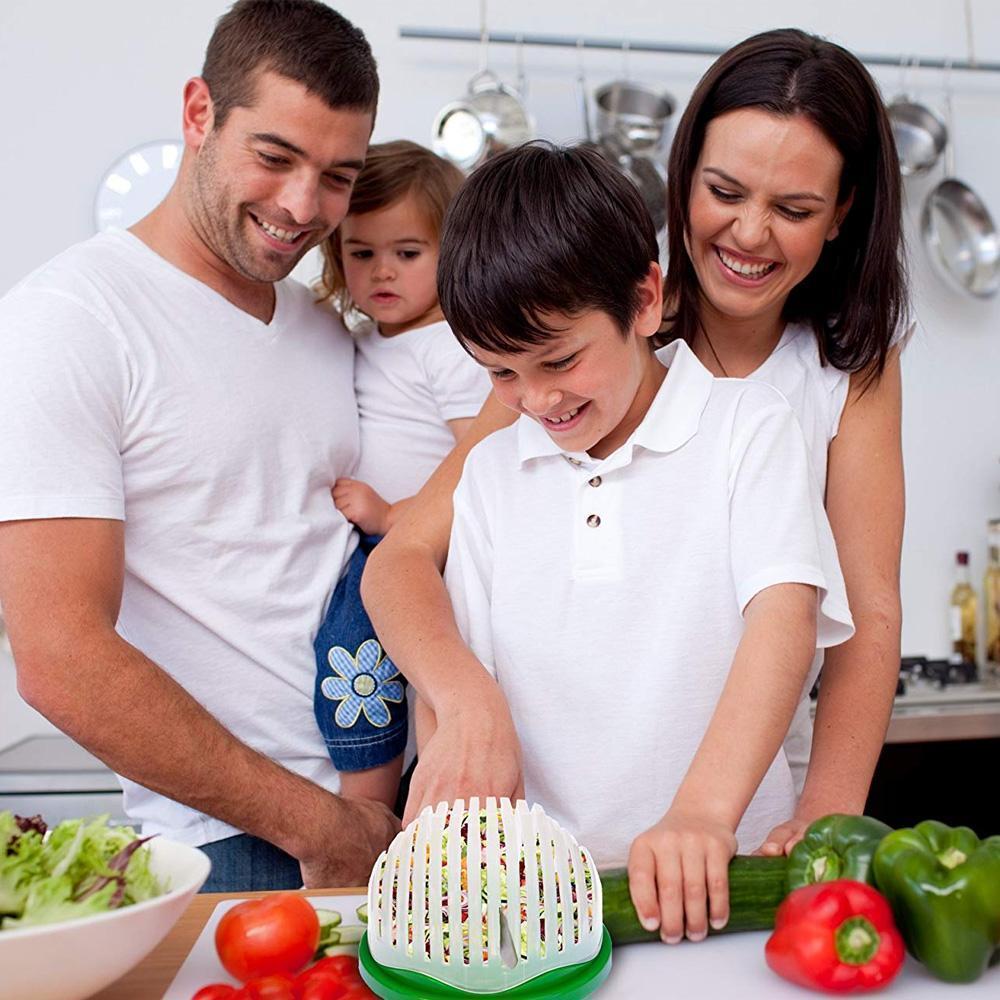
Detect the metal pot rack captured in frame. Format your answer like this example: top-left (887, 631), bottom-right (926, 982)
top-left (399, 27), bottom-right (1000, 75)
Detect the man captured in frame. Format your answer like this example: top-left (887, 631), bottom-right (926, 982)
top-left (0, 0), bottom-right (398, 892)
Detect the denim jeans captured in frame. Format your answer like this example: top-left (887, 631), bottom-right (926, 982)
top-left (313, 534), bottom-right (408, 771)
top-left (198, 833), bottom-right (303, 893)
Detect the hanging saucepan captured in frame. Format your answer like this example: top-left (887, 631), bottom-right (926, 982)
top-left (432, 69), bottom-right (534, 173)
top-left (886, 57), bottom-right (948, 177)
top-left (594, 80), bottom-right (675, 157)
top-left (887, 98), bottom-right (948, 177)
top-left (920, 90), bottom-right (999, 298)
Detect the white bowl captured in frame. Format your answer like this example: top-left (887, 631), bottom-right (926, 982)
top-left (0, 836), bottom-right (210, 1000)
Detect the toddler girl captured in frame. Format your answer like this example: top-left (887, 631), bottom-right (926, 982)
top-left (313, 141), bottom-right (490, 807)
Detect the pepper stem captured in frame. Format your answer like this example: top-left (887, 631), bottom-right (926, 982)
top-left (809, 851), bottom-right (841, 883)
top-left (938, 847), bottom-right (967, 869)
top-left (835, 916), bottom-right (880, 965)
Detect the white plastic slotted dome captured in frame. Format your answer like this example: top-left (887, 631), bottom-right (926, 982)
top-left (366, 797), bottom-right (604, 994)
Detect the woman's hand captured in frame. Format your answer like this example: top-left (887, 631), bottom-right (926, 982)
top-left (332, 478), bottom-right (390, 536)
top-left (759, 815), bottom-right (811, 856)
top-left (627, 808), bottom-right (737, 944)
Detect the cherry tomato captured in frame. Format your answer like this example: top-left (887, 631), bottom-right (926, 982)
top-left (301, 955), bottom-right (361, 984)
top-left (297, 980), bottom-right (348, 1000)
top-left (215, 893), bottom-right (320, 982)
top-left (191, 986), bottom-right (238, 1000)
top-left (340, 984), bottom-right (377, 999)
top-left (236, 973), bottom-right (298, 1000)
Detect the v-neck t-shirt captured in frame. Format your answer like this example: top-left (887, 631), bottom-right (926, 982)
top-left (0, 231), bottom-right (359, 845)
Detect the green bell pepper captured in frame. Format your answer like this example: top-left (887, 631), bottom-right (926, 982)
top-left (872, 820), bottom-right (1000, 983)
top-left (786, 814), bottom-right (893, 893)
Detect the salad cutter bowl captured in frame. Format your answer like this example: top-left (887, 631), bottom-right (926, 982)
top-left (360, 797), bottom-right (611, 998)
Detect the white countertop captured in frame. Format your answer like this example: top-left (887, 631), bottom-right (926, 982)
top-left (602, 932), bottom-right (997, 998)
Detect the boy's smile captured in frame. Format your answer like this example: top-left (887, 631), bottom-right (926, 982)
top-left (470, 305), bottom-right (666, 461)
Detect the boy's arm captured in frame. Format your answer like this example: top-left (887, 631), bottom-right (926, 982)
top-left (628, 582), bottom-right (817, 942)
top-left (447, 417), bottom-right (475, 441)
top-left (361, 393), bottom-right (521, 824)
top-left (629, 391), bottom-right (852, 943)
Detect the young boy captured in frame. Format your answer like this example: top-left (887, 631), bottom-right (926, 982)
top-left (433, 144), bottom-right (854, 942)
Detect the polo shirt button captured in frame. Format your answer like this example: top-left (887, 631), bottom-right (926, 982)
top-left (586, 514), bottom-right (601, 528)
top-left (567, 457), bottom-right (582, 466)
top-left (588, 476), bottom-right (602, 487)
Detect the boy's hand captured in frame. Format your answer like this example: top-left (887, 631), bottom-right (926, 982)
top-left (627, 808), bottom-right (737, 944)
top-left (333, 478), bottom-right (390, 536)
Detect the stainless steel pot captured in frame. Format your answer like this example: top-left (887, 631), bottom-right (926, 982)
top-left (432, 69), bottom-right (534, 172)
top-left (920, 90), bottom-right (999, 299)
top-left (594, 80), bottom-right (674, 156)
top-left (888, 98), bottom-right (948, 177)
top-left (921, 178), bottom-right (1000, 298)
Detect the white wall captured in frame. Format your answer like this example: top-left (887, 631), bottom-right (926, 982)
top-left (1, 0), bottom-right (998, 685)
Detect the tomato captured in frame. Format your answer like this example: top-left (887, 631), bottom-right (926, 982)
top-left (215, 893), bottom-right (320, 982)
top-left (339, 984), bottom-right (377, 999)
top-left (297, 980), bottom-right (348, 1000)
top-left (191, 986), bottom-right (238, 1000)
top-left (236, 973), bottom-right (298, 1000)
top-left (301, 955), bottom-right (360, 984)
top-left (294, 953), bottom-right (367, 999)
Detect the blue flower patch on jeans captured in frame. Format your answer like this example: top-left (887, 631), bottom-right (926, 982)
top-left (313, 535), bottom-right (407, 771)
top-left (322, 638), bottom-right (404, 729)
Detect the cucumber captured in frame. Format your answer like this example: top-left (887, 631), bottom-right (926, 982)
top-left (600, 855), bottom-right (788, 944)
top-left (356, 902), bottom-right (368, 922)
top-left (337, 925), bottom-right (365, 945)
top-left (315, 908), bottom-right (342, 929)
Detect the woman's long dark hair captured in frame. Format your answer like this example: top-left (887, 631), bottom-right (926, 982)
top-left (664, 28), bottom-right (907, 388)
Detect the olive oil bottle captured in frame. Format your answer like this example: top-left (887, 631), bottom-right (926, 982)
top-left (985, 521), bottom-right (1000, 676)
top-left (949, 550), bottom-right (977, 665)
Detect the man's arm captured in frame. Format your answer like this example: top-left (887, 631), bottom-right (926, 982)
top-left (764, 352), bottom-right (904, 851)
top-left (361, 392), bottom-right (522, 823)
top-left (0, 517), bottom-right (397, 887)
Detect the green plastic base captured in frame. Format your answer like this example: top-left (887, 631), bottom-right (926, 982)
top-left (358, 927), bottom-right (613, 999)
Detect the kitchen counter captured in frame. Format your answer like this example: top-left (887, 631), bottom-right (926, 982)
top-left (886, 698), bottom-right (1000, 742)
top-left (94, 887), bottom-right (999, 999)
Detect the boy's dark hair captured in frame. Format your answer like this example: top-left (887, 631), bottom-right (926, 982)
top-left (202, 0), bottom-right (379, 129)
top-left (439, 142), bottom-right (658, 354)
top-left (664, 28), bottom-right (907, 389)
top-left (318, 141), bottom-right (465, 316)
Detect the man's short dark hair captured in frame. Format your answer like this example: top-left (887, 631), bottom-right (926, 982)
top-left (438, 142), bottom-right (659, 355)
top-left (202, 0), bottom-right (378, 129)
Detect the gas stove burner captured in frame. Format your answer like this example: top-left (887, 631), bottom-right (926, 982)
top-left (900, 656), bottom-right (979, 688)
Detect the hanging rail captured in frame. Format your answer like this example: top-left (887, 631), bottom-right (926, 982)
top-left (399, 27), bottom-right (1000, 74)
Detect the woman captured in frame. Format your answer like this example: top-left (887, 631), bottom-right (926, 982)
top-left (362, 26), bottom-right (906, 915)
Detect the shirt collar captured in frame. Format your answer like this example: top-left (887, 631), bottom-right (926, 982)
top-left (515, 338), bottom-right (714, 467)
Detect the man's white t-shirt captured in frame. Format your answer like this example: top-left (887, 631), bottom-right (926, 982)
top-left (0, 231), bottom-right (359, 846)
top-left (353, 319), bottom-right (490, 503)
top-left (444, 340), bottom-right (854, 865)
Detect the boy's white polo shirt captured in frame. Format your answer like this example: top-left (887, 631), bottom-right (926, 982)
top-left (445, 339), bottom-right (853, 865)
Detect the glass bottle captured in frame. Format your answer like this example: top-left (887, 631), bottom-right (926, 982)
top-left (985, 521), bottom-right (1000, 677)
top-left (949, 550), bottom-right (977, 665)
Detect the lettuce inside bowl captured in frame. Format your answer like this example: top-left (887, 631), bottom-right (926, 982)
top-left (1, 811), bottom-right (164, 929)
top-left (0, 812), bottom-right (210, 1000)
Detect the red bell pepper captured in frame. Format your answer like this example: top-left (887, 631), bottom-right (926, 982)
top-left (765, 880), bottom-right (905, 993)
